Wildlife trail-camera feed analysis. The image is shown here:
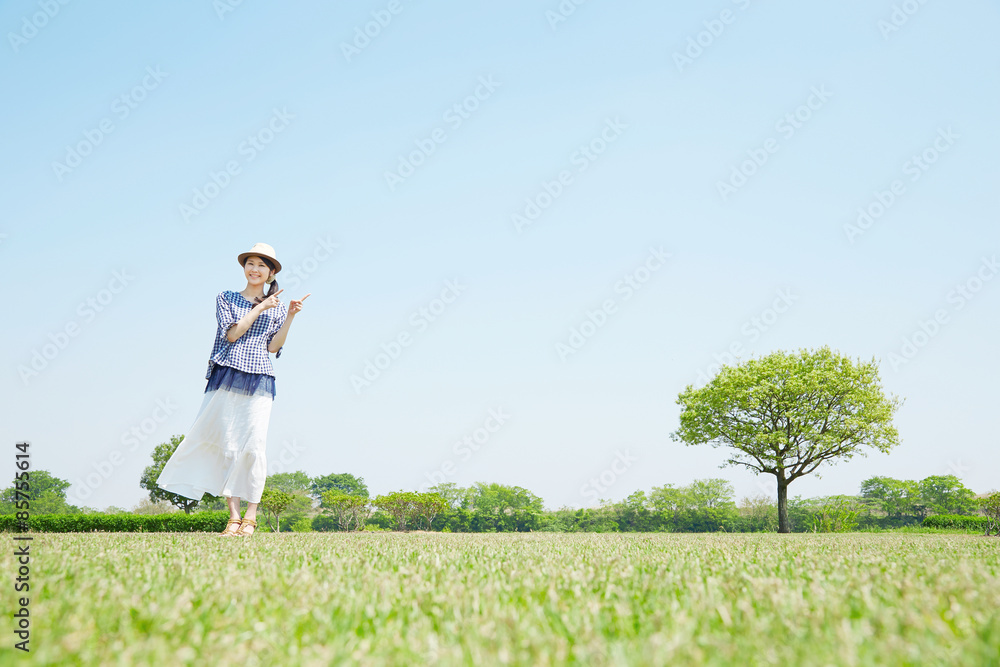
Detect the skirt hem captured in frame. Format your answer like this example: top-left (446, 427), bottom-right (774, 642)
top-left (154, 385), bottom-right (270, 507)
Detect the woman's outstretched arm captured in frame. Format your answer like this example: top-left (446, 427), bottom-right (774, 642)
top-left (267, 293), bottom-right (310, 353)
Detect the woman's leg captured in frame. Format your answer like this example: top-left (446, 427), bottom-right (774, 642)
top-left (226, 495), bottom-right (242, 521)
top-left (236, 501), bottom-right (259, 536)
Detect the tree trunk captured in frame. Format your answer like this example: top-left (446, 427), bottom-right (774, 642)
top-left (777, 477), bottom-right (789, 533)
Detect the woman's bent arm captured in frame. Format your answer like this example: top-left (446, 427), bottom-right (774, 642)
top-left (226, 305), bottom-right (266, 342)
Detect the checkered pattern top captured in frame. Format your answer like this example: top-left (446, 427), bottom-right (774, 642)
top-left (206, 290), bottom-right (287, 379)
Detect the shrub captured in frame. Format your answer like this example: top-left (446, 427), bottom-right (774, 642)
top-left (311, 515), bottom-right (338, 532)
top-left (810, 497), bottom-right (860, 533)
top-left (289, 517), bottom-right (313, 532)
top-left (922, 514), bottom-right (989, 531)
top-left (0, 511), bottom-right (231, 533)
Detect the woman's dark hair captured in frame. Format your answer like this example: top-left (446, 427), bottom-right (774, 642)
top-left (246, 256), bottom-right (279, 305)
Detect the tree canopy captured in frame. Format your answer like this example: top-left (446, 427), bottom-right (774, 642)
top-left (671, 346), bottom-right (902, 532)
top-left (259, 488), bottom-right (296, 532)
top-left (266, 471), bottom-right (312, 495)
top-left (860, 476), bottom-right (919, 518)
top-left (0, 470), bottom-right (77, 515)
top-left (861, 474), bottom-right (977, 518)
top-left (311, 472), bottom-right (368, 500)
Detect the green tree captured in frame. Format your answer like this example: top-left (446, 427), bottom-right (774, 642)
top-left (537, 507), bottom-right (579, 532)
top-left (259, 488), bottom-right (295, 532)
top-left (425, 482), bottom-right (472, 510)
top-left (267, 471), bottom-right (313, 495)
top-left (647, 484), bottom-right (686, 511)
top-left (277, 491), bottom-right (316, 531)
top-left (290, 517), bottom-right (313, 532)
top-left (807, 496), bottom-right (861, 533)
top-left (373, 490), bottom-right (420, 531)
top-left (648, 484), bottom-right (686, 530)
top-left (0, 470), bottom-right (76, 515)
top-left (617, 490), bottom-right (658, 532)
top-left (311, 473), bottom-right (369, 501)
top-left (685, 478), bottom-right (735, 509)
top-left (467, 482), bottom-right (544, 532)
top-left (574, 503), bottom-right (620, 532)
top-left (860, 476), bottom-right (920, 518)
top-left (672, 346), bottom-right (902, 533)
top-left (919, 475), bottom-right (976, 516)
top-left (680, 479), bottom-right (738, 532)
top-left (412, 493), bottom-right (449, 530)
top-left (737, 494), bottom-right (778, 532)
top-left (139, 435), bottom-right (219, 514)
top-left (981, 492), bottom-right (1000, 537)
top-left (265, 472), bottom-right (316, 530)
top-left (321, 489), bottom-right (371, 531)
top-left (646, 479), bottom-right (738, 532)
top-left (130, 498), bottom-right (178, 515)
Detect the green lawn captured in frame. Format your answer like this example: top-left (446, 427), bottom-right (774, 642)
top-left (4, 533), bottom-right (999, 666)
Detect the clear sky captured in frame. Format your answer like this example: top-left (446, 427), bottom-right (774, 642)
top-left (2, 1), bottom-right (998, 511)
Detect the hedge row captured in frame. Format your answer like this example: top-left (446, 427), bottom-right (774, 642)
top-left (0, 511), bottom-right (231, 533)
top-left (2, 511), bottom-right (990, 533)
top-left (922, 514), bottom-right (989, 530)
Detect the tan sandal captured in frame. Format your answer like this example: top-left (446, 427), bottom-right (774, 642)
top-left (219, 519), bottom-right (242, 537)
top-left (236, 518), bottom-right (257, 537)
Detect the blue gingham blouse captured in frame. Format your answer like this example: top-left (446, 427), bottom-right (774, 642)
top-left (206, 290), bottom-right (287, 380)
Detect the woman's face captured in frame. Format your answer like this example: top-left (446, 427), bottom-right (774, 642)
top-left (244, 256), bottom-right (271, 287)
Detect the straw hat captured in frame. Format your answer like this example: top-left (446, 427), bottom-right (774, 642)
top-left (237, 243), bottom-right (282, 281)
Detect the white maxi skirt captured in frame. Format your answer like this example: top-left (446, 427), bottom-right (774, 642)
top-left (155, 384), bottom-right (272, 505)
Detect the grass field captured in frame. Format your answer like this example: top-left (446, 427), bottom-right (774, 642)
top-left (3, 532), bottom-right (999, 666)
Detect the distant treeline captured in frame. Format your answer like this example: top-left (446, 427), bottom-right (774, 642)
top-left (1, 470), bottom-right (990, 534)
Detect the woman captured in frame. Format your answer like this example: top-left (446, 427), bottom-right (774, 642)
top-left (156, 243), bottom-right (310, 537)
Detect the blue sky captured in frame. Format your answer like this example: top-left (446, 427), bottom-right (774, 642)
top-left (2, 0), bottom-right (998, 511)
